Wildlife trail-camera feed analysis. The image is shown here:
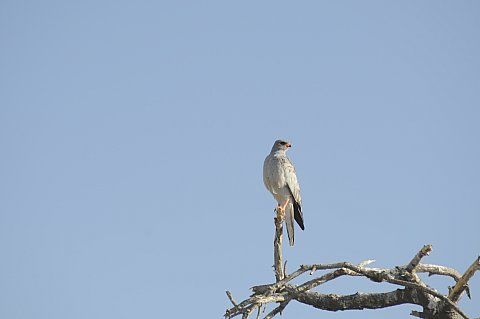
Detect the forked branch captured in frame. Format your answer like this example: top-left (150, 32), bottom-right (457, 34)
top-left (224, 217), bottom-right (478, 319)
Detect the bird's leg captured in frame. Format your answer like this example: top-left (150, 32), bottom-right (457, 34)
top-left (281, 198), bottom-right (290, 211)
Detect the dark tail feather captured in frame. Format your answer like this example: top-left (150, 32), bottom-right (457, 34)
top-left (293, 201), bottom-right (304, 230)
top-left (287, 186), bottom-right (305, 230)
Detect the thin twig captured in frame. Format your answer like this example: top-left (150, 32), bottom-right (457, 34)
top-left (263, 300), bottom-right (289, 319)
top-left (359, 259), bottom-right (376, 267)
top-left (449, 256), bottom-right (480, 302)
top-left (298, 268), bottom-right (349, 292)
top-left (226, 291), bottom-right (238, 306)
top-left (255, 304), bottom-right (261, 319)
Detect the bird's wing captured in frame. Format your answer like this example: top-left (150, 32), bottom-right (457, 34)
top-left (281, 156), bottom-right (302, 204)
top-left (282, 156), bottom-right (304, 230)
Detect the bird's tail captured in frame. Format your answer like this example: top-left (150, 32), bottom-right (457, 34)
top-left (285, 203), bottom-right (295, 246)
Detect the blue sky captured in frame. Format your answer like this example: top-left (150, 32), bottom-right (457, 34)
top-left (1, 1), bottom-right (479, 318)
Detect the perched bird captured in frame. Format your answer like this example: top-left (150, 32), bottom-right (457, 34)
top-left (263, 139), bottom-right (304, 246)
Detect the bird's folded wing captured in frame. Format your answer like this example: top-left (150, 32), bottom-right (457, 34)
top-left (281, 157), bottom-right (302, 204)
top-left (282, 157), bottom-right (304, 230)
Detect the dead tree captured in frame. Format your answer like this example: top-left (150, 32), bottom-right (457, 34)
top-left (224, 211), bottom-right (479, 319)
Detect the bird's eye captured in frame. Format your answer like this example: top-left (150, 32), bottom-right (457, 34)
top-left (280, 141), bottom-right (286, 145)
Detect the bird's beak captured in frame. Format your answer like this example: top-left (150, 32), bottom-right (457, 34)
top-left (286, 143), bottom-right (292, 148)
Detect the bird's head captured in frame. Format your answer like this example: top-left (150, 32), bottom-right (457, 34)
top-left (272, 139), bottom-right (292, 152)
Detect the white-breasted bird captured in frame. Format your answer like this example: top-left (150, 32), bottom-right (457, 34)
top-left (263, 139), bottom-right (304, 246)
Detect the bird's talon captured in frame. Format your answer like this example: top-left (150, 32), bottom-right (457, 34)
top-left (276, 206), bottom-right (285, 221)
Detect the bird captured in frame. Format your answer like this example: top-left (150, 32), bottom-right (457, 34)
top-left (263, 139), bottom-right (304, 246)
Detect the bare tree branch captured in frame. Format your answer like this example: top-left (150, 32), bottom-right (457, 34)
top-left (255, 304), bottom-right (261, 319)
top-left (449, 257), bottom-right (480, 302)
top-left (226, 291), bottom-right (238, 307)
top-left (416, 264), bottom-right (462, 282)
top-left (273, 210), bottom-right (284, 282)
top-left (224, 216), bottom-right (478, 319)
top-left (263, 300), bottom-right (289, 319)
top-left (290, 288), bottom-right (424, 311)
top-left (407, 244), bottom-right (433, 273)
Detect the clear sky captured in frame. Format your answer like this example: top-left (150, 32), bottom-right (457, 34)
top-left (1, 1), bottom-right (479, 318)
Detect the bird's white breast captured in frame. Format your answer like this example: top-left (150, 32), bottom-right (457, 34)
top-left (263, 153), bottom-right (289, 202)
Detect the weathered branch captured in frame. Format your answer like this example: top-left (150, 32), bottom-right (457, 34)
top-left (291, 288), bottom-right (425, 311)
top-left (295, 261), bottom-right (468, 319)
top-left (407, 244), bottom-right (433, 273)
top-left (273, 211), bottom-right (284, 282)
top-left (263, 300), bottom-right (289, 319)
top-left (226, 291), bottom-right (238, 307)
top-left (224, 222), bottom-right (478, 319)
top-left (449, 257), bottom-right (480, 302)
top-left (417, 264), bottom-right (462, 282)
